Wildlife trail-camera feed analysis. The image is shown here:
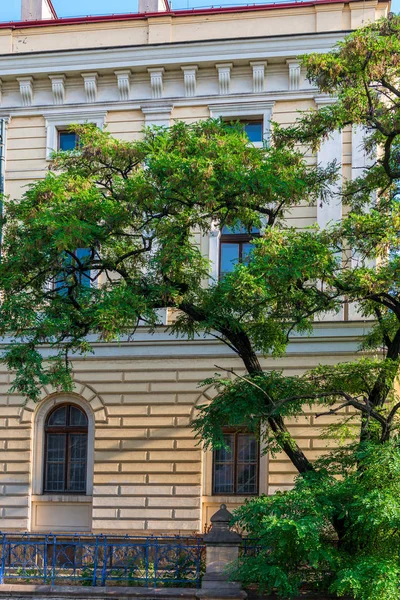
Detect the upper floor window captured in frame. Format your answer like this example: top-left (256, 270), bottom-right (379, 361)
top-left (54, 248), bottom-right (92, 292)
top-left (226, 119), bottom-right (263, 144)
top-left (213, 428), bottom-right (259, 495)
top-left (44, 404), bottom-right (88, 494)
top-left (219, 224), bottom-right (260, 278)
top-left (58, 130), bottom-right (79, 151)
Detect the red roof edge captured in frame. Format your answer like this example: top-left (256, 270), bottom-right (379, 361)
top-left (0, 0), bottom-right (376, 29)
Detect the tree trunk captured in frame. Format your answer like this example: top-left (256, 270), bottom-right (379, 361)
top-left (179, 302), bottom-right (314, 476)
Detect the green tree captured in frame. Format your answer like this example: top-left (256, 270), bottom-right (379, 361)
top-left (0, 14), bottom-right (400, 598)
top-left (0, 119), bottom-right (336, 473)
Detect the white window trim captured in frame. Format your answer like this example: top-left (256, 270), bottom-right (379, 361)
top-left (209, 101), bottom-right (274, 148)
top-left (32, 394), bottom-right (95, 497)
top-left (45, 110), bottom-right (107, 160)
top-left (208, 102), bottom-right (273, 282)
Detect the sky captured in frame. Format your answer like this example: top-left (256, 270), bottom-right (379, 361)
top-left (1, 0), bottom-right (396, 22)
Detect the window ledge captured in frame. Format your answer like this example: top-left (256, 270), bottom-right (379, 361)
top-left (32, 494), bottom-right (93, 503)
top-left (202, 495), bottom-right (258, 502)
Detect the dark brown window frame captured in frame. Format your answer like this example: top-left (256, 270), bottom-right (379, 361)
top-left (212, 428), bottom-right (260, 496)
top-left (43, 403), bottom-right (88, 495)
top-left (219, 228), bottom-right (260, 278)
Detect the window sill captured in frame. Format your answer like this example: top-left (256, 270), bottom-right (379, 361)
top-left (32, 495), bottom-right (93, 503)
top-left (202, 495), bottom-right (258, 502)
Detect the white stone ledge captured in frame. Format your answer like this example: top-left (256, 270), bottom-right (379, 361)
top-left (31, 495), bottom-right (93, 503)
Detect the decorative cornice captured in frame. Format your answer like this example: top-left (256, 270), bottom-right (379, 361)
top-left (49, 74), bottom-right (66, 105)
top-left (17, 76), bottom-right (34, 107)
top-left (0, 33), bottom-right (347, 80)
top-left (314, 94), bottom-right (337, 105)
top-left (114, 69), bottom-right (131, 101)
top-left (216, 63), bottom-right (232, 95)
top-left (209, 100), bottom-right (275, 117)
top-left (147, 67), bottom-right (164, 99)
top-left (82, 72), bottom-right (98, 103)
top-left (181, 65), bottom-right (198, 98)
top-left (286, 59), bottom-right (301, 91)
top-left (250, 61), bottom-right (266, 94)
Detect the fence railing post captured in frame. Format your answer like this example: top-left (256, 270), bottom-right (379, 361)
top-left (197, 504), bottom-right (246, 600)
top-left (0, 534), bottom-right (6, 584)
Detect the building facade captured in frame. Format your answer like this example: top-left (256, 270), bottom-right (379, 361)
top-left (0, 0), bottom-right (389, 534)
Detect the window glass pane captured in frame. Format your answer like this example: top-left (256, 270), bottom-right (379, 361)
top-left (47, 433), bottom-right (66, 461)
top-left (75, 248), bottom-right (91, 288)
top-left (242, 242), bottom-right (255, 265)
top-left (237, 434), bottom-right (257, 462)
top-left (221, 224), bottom-right (260, 235)
top-left (59, 132), bottom-right (78, 151)
top-left (222, 224), bottom-right (246, 234)
top-left (68, 434), bottom-right (87, 492)
top-left (46, 463), bottom-right (65, 492)
top-left (237, 464), bottom-right (258, 494)
top-left (69, 462), bottom-right (86, 492)
top-left (213, 435), bottom-right (234, 494)
top-left (243, 122), bottom-right (263, 143)
top-left (69, 434), bottom-right (87, 461)
top-left (47, 406), bottom-right (67, 427)
top-left (45, 433), bottom-right (66, 492)
top-left (237, 434), bottom-right (258, 494)
top-left (220, 243), bottom-right (239, 275)
top-left (214, 435), bottom-right (234, 462)
top-left (70, 406), bottom-right (87, 427)
top-left (214, 463), bottom-right (234, 494)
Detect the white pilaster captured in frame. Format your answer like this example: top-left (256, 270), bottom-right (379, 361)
top-left (115, 70), bottom-right (131, 101)
top-left (17, 77), bottom-right (34, 107)
top-left (315, 96), bottom-right (342, 229)
top-left (49, 75), bottom-right (66, 105)
top-left (250, 62), bottom-right (266, 94)
top-left (216, 63), bottom-right (232, 95)
top-left (352, 125), bottom-right (372, 182)
top-left (348, 125), bottom-right (375, 320)
top-left (286, 59), bottom-right (301, 91)
top-left (0, 79), bottom-right (2, 105)
top-left (148, 68), bottom-right (164, 100)
top-left (181, 65), bottom-right (198, 98)
top-left (208, 225), bottom-right (221, 284)
top-left (82, 72), bottom-right (98, 103)
top-left (314, 96), bottom-right (343, 321)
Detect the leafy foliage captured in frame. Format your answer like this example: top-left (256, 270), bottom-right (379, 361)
top-left (234, 441), bottom-right (400, 600)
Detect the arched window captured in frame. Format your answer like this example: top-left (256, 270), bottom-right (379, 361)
top-left (219, 224), bottom-right (260, 278)
top-left (44, 404), bottom-right (88, 494)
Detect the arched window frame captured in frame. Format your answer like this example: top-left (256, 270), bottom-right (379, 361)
top-left (44, 403), bottom-right (88, 494)
top-left (33, 395), bottom-right (94, 497)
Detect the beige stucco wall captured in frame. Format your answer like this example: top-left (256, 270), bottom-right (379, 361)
top-left (0, 331), bottom-right (362, 533)
top-left (0, 0), bottom-right (386, 534)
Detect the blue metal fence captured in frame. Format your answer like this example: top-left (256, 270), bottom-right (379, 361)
top-left (0, 532), bottom-right (205, 587)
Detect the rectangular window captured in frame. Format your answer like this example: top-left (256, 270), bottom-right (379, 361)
top-left (225, 119), bottom-right (263, 144)
top-left (213, 430), bottom-right (259, 495)
top-left (58, 131), bottom-right (79, 151)
top-left (54, 248), bottom-right (92, 292)
top-left (219, 224), bottom-right (260, 278)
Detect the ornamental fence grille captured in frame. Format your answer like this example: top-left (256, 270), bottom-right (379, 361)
top-left (0, 532), bottom-right (205, 588)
